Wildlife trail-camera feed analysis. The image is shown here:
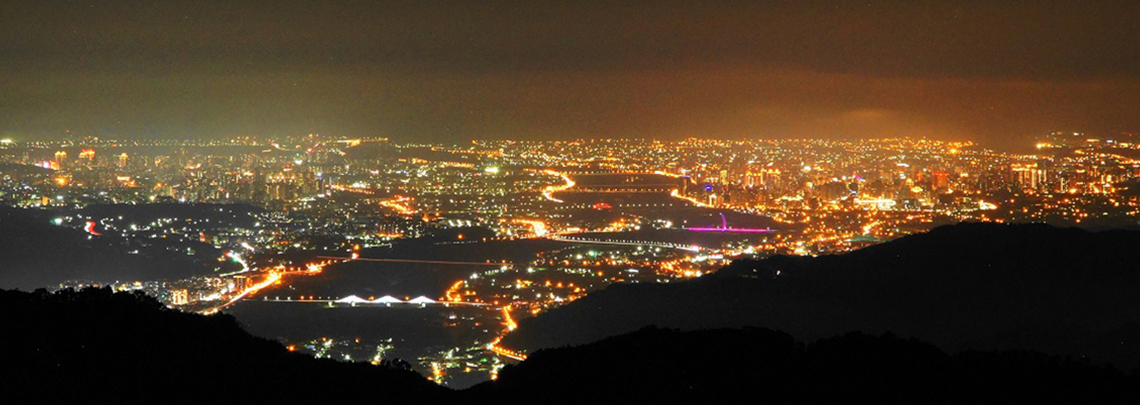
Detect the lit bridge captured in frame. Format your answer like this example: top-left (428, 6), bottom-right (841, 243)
top-left (549, 234), bottom-right (701, 252)
top-left (255, 294), bottom-right (487, 307)
top-left (563, 187), bottom-right (677, 193)
top-left (316, 256), bottom-right (514, 267)
top-left (683, 213), bottom-right (776, 233)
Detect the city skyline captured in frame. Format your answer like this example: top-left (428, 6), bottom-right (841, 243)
top-left (5, 1), bottom-right (1140, 397)
top-left (5, 131), bottom-right (1140, 385)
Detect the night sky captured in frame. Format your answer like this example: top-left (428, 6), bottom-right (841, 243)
top-left (2, 0), bottom-right (1138, 148)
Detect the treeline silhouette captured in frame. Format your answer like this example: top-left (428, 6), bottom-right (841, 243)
top-left (2, 287), bottom-right (1137, 403)
top-left (503, 223), bottom-right (1140, 369)
top-left (0, 287), bottom-right (447, 402)
top-left (475, 326), bottom-right (1139, 404)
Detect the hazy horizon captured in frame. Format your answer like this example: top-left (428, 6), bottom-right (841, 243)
top-left (3, 0), bottom-right (1139, 148)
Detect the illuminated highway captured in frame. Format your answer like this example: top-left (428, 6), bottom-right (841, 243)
top-left (670, 188), bottom-right (710, 207)
top-left (540, 169), bottom-right (575, 203)
top-left (200, 271), bottom-right (281, 315)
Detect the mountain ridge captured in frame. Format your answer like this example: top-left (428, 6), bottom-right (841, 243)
top-left (502, 222), bottom-right (1140, 369)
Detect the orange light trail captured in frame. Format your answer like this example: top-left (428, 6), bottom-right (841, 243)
top-left (653, 170), bottom-right (686, 179)
top-left (378, 195), bottom-right (416, 215)
top-left (328, 184), bottom-right (376, 194)
top-left (201, 271), bottom-right (281, 315)
top-left (483, 305), bottom-right (528, 360)
top-left (513, 219), bottom-right (549, 237)
top-left (541, 169), bottom-right (575, 203)
top-left (487, 335), bottom-right (526, 361)
top-left (444, 280), bottom-right (465, 303)
top-left (502, 305), bottom-right (517, 331)
top-left (670, 188), bottom-right (710, 207)
top-left (200, 261), bottom-right (331, 315)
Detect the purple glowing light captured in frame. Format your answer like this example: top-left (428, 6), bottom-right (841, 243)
top-left (685, 227), bottom-right (774, 233)
top-left (684, 213), bottom-right (774, 233)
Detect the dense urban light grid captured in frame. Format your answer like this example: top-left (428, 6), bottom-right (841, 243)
top-left (2, 0), bottom-right (1140, 396)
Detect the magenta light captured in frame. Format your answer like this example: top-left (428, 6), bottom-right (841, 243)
top-left (685, 227), bottom-right (773, 233)
top-left (684, 213), bottom-right (774, 233)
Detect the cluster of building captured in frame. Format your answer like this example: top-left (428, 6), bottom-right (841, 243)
top-left (5, 131), bottom-right (1140, 385)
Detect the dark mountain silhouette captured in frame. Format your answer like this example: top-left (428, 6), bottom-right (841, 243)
top-left (0, 287), bottom-right (448, 402)
top-left (0, 206), bottom-right (239, 289)
top-left (502, 223), bottom-right (1140, 369)
top-left (473, 326), bottom-right (1138, 404)
top-left (3, 286), bottom-right (1138, 403)
top-left (0, 162), bottom-right (51, 176)
top-left (74, 202), bottom-right (261, 227)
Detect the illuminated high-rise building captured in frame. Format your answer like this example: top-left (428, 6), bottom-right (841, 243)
top-left (54, 150), bottom-right (67, 169)
top-left (119, 152), bottom-right (129, 168)
top-left (932, 171), bottom-right (950, 189)
top-left (1010, 163), bottom-right (1048, 192)
top-left (745, 171), bottom-right (762, 188)
top-left (757, 168), bottom-right (782, 189)
top-left (78, 148), bottom-right (95, 162)
top-left (170, 289), bottom-right (189, 306)
top-left (232, 276), bottom-right (250, 292)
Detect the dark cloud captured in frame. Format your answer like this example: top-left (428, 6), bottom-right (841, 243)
top-left (2, 0), bottom-right (1139, 148)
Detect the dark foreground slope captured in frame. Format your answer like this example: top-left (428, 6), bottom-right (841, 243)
top-left (0, 288), bottom-right (447, 402)
top-left (503, 223), bottom-right (1140, 368)
top-left (3, 287), bottom-right (1137, 404)
top-left (474, 326), bottom-right (1138, 404)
